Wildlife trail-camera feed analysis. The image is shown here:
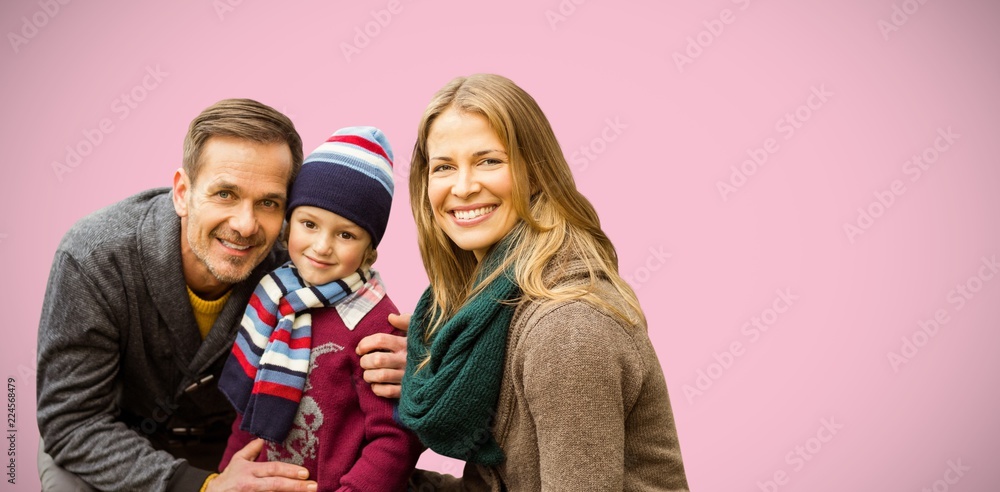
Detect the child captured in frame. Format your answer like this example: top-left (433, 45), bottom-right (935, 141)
top-left (218, 126), bottom-right (421, 491)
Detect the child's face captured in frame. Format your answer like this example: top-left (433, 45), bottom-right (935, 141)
top-left (287, 205), bottom-right (372, 286)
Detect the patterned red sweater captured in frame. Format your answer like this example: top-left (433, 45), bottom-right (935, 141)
top-left (220, 294), bottom-right (422, 491)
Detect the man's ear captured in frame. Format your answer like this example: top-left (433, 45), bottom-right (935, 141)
top-left (172, 168), bottom-right (190, 217)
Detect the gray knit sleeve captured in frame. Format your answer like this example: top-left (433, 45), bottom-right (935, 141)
top-left (36, 251), bottom-right (187, 492)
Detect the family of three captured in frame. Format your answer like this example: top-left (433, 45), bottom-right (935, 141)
top-left (36, 74), bottom-right (689, 491)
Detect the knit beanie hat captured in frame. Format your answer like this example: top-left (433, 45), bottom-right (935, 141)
top-left (287, 126), bottom-right (395, 247)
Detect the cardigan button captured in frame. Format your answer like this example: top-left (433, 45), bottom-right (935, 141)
top-left (170, 427), bottom-right (206, 436)
top-left (183, 374), bottom-right (214, 393)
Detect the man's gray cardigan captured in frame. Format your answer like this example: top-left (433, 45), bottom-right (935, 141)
top-left (36, 188), bottom-right (285, 491)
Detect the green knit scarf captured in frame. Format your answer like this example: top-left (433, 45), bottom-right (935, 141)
top-left (398, 244), bottom-right (519, 466)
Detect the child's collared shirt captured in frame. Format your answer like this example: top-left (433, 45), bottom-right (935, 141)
top-left (220, 273), bottom-right (422, 491)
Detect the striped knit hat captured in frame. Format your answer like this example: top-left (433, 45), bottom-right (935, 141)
top-left (287, 126), bottom-right (395, 247)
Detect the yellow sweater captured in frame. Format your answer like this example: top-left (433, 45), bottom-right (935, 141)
top-left (186, 286), bottom-right (231, 491)
top-left (186, 286), bottom-right (232, 339)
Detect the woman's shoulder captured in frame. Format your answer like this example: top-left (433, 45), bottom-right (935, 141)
top-left (508, 287), bottom-right (661, 411)
top-left (513, 284), bottom-right (646, 361)
top-left (518, 256), bottom-right (641, 325)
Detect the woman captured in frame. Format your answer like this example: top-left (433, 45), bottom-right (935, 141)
top-left (399, 73), bottom-right (689, 491)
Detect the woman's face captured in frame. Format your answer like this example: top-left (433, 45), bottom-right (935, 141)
top-left (426, 108), bottom-right (518, 262)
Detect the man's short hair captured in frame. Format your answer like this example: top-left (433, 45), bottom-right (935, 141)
top-left (182, 98), bottom-right (303, 185)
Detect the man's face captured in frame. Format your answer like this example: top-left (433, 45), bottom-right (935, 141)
top-left (173, 136), bottom-right (293, 296)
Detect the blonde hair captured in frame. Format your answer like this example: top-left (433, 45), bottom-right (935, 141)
top-left (409, 74), bottom-right (646, 345)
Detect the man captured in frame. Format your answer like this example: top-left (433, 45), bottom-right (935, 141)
top-left (36, 99), bottom-right (402, 491)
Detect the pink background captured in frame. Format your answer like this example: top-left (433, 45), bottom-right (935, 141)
top-left (3, 0), bottom-right (998, 490)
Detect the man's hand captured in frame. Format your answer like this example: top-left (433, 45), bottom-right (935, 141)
top-left (207, 439), bottom-right (316, 492)
top-left (356, 313), bottom-right (410, 398)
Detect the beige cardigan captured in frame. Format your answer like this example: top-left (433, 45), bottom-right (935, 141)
top-left (410, 260), bottom-right (689, 491)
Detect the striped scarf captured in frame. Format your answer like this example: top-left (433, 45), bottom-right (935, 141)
top-left (219, 261), bottom-right (368, 442)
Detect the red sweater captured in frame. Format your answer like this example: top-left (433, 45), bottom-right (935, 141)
top-left (220, 295), bottom-right (422, 491)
